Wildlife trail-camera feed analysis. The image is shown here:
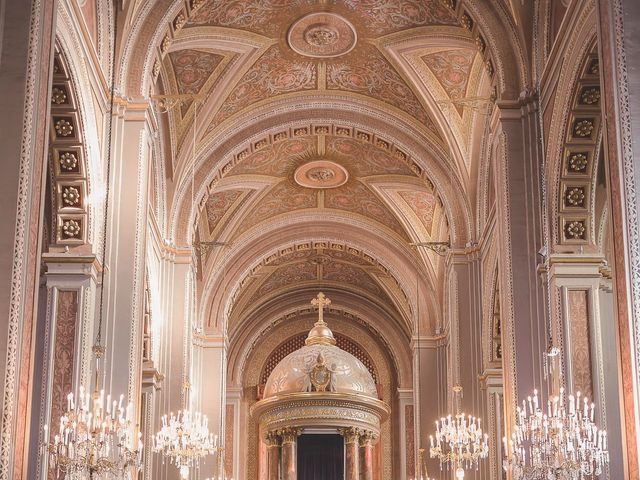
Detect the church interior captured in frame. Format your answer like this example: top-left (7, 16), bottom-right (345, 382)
top-left (1, 0), bottom-right (640, 479)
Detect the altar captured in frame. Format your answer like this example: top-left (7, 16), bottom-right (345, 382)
top-left (251, 293), bottom-right (389, 480)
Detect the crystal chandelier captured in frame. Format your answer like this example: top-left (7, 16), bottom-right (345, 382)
top-left (504, 386), bottom-right (609, 479)
top-left (429, 386), bottom-right (489, 478)
top-left (152, 393), bottom-right (218, 479)
top-left (43, 347), bottom-right (142, 479)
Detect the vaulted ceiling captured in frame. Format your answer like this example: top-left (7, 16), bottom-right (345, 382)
top-left (143, 0), bottom-right (498, 339)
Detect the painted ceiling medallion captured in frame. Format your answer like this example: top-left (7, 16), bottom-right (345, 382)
top-left (294, 160), bottom-right (349, 189)
top-left (288, 12), bottom-right (357, 58)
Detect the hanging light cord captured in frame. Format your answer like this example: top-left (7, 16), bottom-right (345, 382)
top-left (95, 2), bottom-right (119, 348)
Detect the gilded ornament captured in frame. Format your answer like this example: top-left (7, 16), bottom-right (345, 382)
top-left (173, 12), bottom-right (186, 31)
top-left (336, 127), bottom-right (350, 136)
top-left (394, 150), bottom-right (407, 161)
top-left (475, 35), bottom-right (485, 53)
top-left (51, 87), bottom-right (67, 105)
top-left (62, 186), bottom-right (81, 206)
top-left (55, 119), bottom-right (74, 137)
top-left (254, 139), bottom-right (268, 149)
top-left (357, 132), bottom-right (370, 142)
top-left (274, 132), bottom-right (287, 142)
top-left (568, 153), bottom-right (588, 172)
top-left (460, 12), bottom-right (473, 30)
top-left (589, 58), bottom-right (599, 75)
top-left (315, 126), bottom-right (330, 134)
top-left (62, 219), bottom-right (81, 238)
top-left (442, 0), bottom-right (456, 9)
top-left (376, 139), bottom-right (389, 149)
top-left (153, 60), bottom-right (161, 79)
top-left (190, 0), bottom-right (205, 9)
top-left (565, 187), bottom-right (586, 207)
top-left (59, 152), bottom-right (79, 171)
top-left (565, 220), bottom-right (586, 240)
top-left (580, 87), bottom-right (601, 105)
top-left (574, 119), bottom-right (594, 137)
top-left (237, 149), bottom-right (249, 160)
top-left (485, 59), bottom-right (494, 76)
top-left (294, 127), bottom-right (309, 136)
top-left (161, 35), bottom-right (171, 54)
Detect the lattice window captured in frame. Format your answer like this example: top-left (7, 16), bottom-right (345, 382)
top-left (260, 333), bottom-right (378, 385)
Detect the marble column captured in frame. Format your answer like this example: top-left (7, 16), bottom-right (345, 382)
top-left (281, 428), bottom-right (300, 480)
top-left (265, 431), bottom-right (281, 480)
top-left (359, 431), bottom-right (375, 480)
top-left (340, 427), bottom-right (360, 480)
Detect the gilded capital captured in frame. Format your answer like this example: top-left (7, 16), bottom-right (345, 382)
top-left (339, 427), bottom-right (361, 444)
top-left (279, 427), bottom-right (302, 444)
top-left (265, 431), bottom-right (281, 447)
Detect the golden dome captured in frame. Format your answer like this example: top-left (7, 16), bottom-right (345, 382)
top-left (263, 293), bottom-right (377, 399)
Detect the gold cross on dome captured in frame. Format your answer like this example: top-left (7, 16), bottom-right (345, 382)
top-left (311, 292), bottom-right (331, 324)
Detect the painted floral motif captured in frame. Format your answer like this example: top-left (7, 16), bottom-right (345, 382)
top-left (49, 291), bottom-right (77, 447)
top-left (568, 290), bottom-right (593, 400)
top-left (327, 136), bottom-right (416, 177)
top-left (187, 0), bottom-right (312, 35)
top-left (399, 190), bottom-right (436, 235)
top-left (229, 138), bottom-right (314, 177)
top-left (323, 261), bottom-right (381, 295)
top-left (258, 261), bottom-right (317, 295)
top-left (422, 49), bottom-right (476, 115)
top-left (204, 189), bottom-right (244, 232)
top-left (341, 0), bottom-right (458, 35)
top-left (328, 45), bottom-right (433, 127)
top-left (239, 180), bottom-right (316, 233)
top-left (212, 46), bottom-right (316, 126)
top-left (325, 181), bottom-right (407, 237)
top-left (169, 49), bottom-right (223, 95)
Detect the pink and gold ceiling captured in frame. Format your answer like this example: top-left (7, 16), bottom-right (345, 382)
top-left (147, 0), bottom-right (494, 336)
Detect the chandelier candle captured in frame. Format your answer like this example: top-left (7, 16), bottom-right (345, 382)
top-left (504, 387), bottom-right (609, 479)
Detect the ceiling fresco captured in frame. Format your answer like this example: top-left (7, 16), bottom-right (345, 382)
top-left (160, 0), bottom-right (469, 143)
top-left (152, 0), bottom-right (491, 339)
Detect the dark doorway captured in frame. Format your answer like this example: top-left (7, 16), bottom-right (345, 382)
top-left (297, 433), bottom-right (344, 480)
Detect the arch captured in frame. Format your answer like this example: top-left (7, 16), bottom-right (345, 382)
top-left (199, 221), bottom-right (440, 339)
top-left (168, 98), bottom-right (472, 247)
top-left (543, 1), bottom-right (600, 250)
top-left (46, 45), bottom-right (95, 247)
top-left (235, 313), bottom-right (402, 480)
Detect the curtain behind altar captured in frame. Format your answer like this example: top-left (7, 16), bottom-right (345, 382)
top-left (297, 434), bottom-right (344, 480)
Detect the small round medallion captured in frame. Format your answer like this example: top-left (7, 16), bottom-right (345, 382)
top-left (294, 160), bottom-right (349, 189)
top-left (288, 12), bottom-right (357, 58)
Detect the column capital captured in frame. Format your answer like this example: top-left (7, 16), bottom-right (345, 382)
top-left (278, 427), bottom-right (301, 445)
top-left (358, 430), bottom-right (377, 447)
top-left (338, 427), bottom-right (361, 444)
top-left (264, 430), bottom-right (281, 447)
